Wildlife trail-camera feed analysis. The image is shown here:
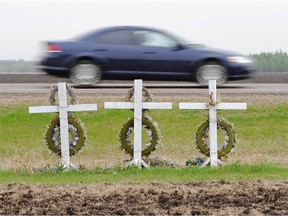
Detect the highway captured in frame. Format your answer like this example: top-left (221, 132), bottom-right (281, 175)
top-left (1, 72), bottom-right (288, 96)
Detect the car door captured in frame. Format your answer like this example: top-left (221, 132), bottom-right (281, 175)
top-left (93, 29), bottom-right (143, 75)
top-left (130, 30), bottom-right (193, 79)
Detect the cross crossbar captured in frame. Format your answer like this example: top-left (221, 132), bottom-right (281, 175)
top-left (105, 102), bottom-right (172, 109)
top-left (179, 102), bottom-right (247, 110)
top-left (29, 104), bottom-right (97, 113)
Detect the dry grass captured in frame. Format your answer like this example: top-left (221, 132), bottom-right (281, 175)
top-left (2, 89), bottom-right (288, 106)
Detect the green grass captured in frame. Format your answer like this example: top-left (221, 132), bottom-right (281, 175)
top-left (0, 164), bottom-right (287, 184)
top-left (0, 103), bottom-right (288, 183)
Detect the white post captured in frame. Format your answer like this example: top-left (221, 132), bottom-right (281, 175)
top-left (209, 80), bottom-right (218, 167)
top-left (29, 82), bottom-right (98, 170)
top-left (104, 79), bottom-right (172, 168)
top-left (179, 79), bottom-right (247, 167)
top-left (58, 83), bottom-right (70, 168)
top-left (133, 80), bottom-right (143, 167)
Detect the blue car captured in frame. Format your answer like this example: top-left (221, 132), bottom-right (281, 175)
top-left (39, 26), bottom-right (255, 85)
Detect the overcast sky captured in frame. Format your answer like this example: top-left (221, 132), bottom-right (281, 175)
top-left (0, 0), bottom-right (287, 60)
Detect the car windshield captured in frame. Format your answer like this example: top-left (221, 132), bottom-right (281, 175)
top-left (162, 30), bottom-right (202, 47)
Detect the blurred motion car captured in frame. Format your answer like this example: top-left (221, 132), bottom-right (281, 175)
top-left (39, 26), bottom-right (255, 86)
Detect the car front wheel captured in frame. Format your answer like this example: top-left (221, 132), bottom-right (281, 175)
top-left (196, 63), bottom-right (228, 86)
top-left (70, 61), bottom-right (102, 85)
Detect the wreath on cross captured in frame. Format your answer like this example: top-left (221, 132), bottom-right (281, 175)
top-left (119, 87), bottom-right (161, 157)
top-left (44, 85), bottom-right (87, 156)
top-left (195, 116), bottom-right (236, 158)
top-left (193, 92), bottom-right (237, 159)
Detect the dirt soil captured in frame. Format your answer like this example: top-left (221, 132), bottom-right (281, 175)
top-left (0, 181), bottom-right (288, 215)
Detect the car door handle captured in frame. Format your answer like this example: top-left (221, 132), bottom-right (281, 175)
top-left (94, 49), bottom-right (107, 52)
top-left (143, 51), bottom-right (156, 54)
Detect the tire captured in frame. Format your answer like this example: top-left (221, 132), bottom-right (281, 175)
top-left (196, 63), bottom-right (228, 86)
top-left (45, 115), bottom-right (87, 156)
top-left (195, 118), bottom-right (236, 158)
top-left (70, 61), bottom-right (102, 85)
top-left (119, 115), bottom-right (160, 157)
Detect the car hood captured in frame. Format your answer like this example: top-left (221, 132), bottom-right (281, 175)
top-left (187, 45), bottom-right (244, 57)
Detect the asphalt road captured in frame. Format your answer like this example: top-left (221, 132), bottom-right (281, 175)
top-left (0, 72), bottom-right (288, 95)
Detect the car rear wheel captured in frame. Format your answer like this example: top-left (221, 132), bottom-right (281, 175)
top-left (70, 61), bottom-right (102, 85)
top-left (196, 63), bottom-right (228, 86)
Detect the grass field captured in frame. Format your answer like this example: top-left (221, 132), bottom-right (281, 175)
top-left (0, 164), bottom-right (288, 184)
top-left (0, 102), bottom-right (288, 174)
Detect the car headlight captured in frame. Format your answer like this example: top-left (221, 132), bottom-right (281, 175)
top-left (226, 56), bottom-right (253, 64)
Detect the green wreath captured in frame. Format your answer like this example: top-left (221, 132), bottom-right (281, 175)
top-left (44, 114), bottom-right (87, 156)
top-left (195, 117), bottom-right (236, 158)
top-left (49, 84), bottom-right (77, 105)
top-left (119, 115), bottom-right (160, 157)
top-left (125, 86), bottom-right (153, 103)
top-left (125, 86), bottom-right (153, 113)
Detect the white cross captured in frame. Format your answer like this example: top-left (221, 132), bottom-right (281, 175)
top-left (29, 82), bottom-right (97, 169)
top-left (179, 80), bottom-right (247, 167)
top-left (104, 79), bottom-right (172, 168)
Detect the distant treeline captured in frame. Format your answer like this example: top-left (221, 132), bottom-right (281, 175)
top-left (0, 59), bottom-right (36, 72)
top-left (1, 51), bottom-right (288, 72)
top-left (249, 50), bottom-right (288, 72)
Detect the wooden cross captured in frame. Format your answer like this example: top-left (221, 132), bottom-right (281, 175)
top-left (104, 79), bottom-right (172, 168)
top-left (179, 80), bottom-right (247, 167)
top-left (29, 82), bottom-right (97, 169)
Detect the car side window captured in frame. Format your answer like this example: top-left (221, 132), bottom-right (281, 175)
top-left (133, 31), bottom-right (178, 48)
top-left (95, 30), bottom-right (135, 45)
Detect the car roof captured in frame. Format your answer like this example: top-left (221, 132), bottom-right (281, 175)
top-left (99, 26), bottom-right (163, 33)
top-left (78, 26), bottom-right (167, 42)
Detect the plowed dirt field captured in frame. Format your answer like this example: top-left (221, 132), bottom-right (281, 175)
top-left (1, 181), bottom-right (288, 215)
